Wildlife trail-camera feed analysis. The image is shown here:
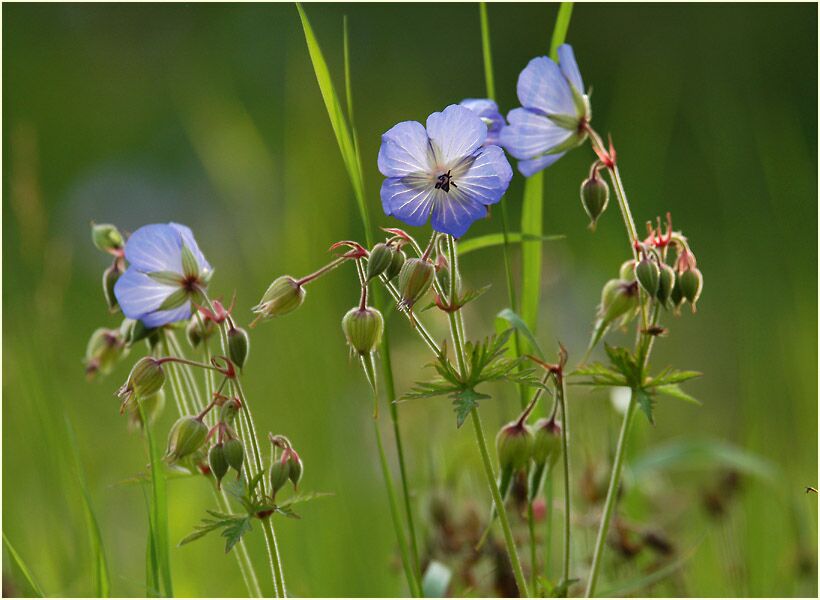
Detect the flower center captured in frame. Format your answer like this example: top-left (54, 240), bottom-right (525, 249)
top-left (434, 170), bottom-right (457, 193)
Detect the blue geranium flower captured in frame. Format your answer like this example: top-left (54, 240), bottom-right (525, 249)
top-left (378, 104), bottom-right (513, 238)
top-left (500, 44), bottom-right (591, 176)
top-left (459, 98), bottom-right (507, 146)
top-left (114, 223), bottom-right (212, 328)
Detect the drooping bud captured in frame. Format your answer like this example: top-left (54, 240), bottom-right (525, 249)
top-left (580, 171), bottom-right (610, 230)
top-left (619, 259), bottom-right (636, 281)
top-left (219, 398), bottom-right (242, 425)
top-left (670, 275), bottom-right (686, 313)
top-left (228, 326), bottom-right (250, 369)
top-left (496, 421), bottom-right (533, 472)
top-left (598, 279), bottom-right (639, 324)
top-left (657, 263), bottom-right (676, 306)
top-left (397, 258), bottom-right (435, 308)
top-left (341, 306), bottom-right (384, 355)
top-left (287, 449), bottom-right (303, 489)
top-left (366, 243), bottom-right (393, 281)
top-left (102, 263), bottom-right (122, 313)
top-left (269, 457), bottom-right (290, 497)
top-left (678, 268), bottom-right (703, 312)
top-left (385, 247), bottom-right (406, 280)
top-left (91, 223), bottom-right (124, 254)
top-left (223, 438), bottom-right (244, 473)
top-left (117, 357), bottom-right (165, 411)
top-left (251, 276), bottom-right (305, 324)
top-left (531, 418), bottom-right (562, 466)
top-left (165, 416), bottom-right (208, 463)
top-left (635, 257), bottom-right (660, 296)
top-left (120, 318), bottom-right (156, 348)
top-left (186, 315), bottom-right (215, 348)
top-left (84, 328), bottom-right (127, 379)
top-left (209, 443), bottom-right (230, 488)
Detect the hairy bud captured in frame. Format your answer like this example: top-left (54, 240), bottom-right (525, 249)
top-left (286, 449), bottom-right (303, 489)
top-left (117, 357), bottom-right (165, 411)
top-left (531, 418), bottom-right (561, 466)
top-left (186, 315), bottom-right (215, 348)
top-left (398, 258), bottom-right (435, 308)
top-left (102, 263), bottom-right (122, 313)
top-left (209, 443), bottom-right (229, 488)
top-left (657, 263), bottom-right (676, 306)
top-left (366, 243), bottom-right (393, 281)
top-left (228, 326), bottom-right (250, 369)
top-left (385, 247), bottom-right (406, 280)
top-left (635, 257), bottom-right (660, 296)
top-left (496, 421), bottom-right (533, 472)
top-left (580, 172), bottom-right (610, 229)
top-left (219, 398), bottom-right (241, 425)
top-left (223, 438), bottom-right (244, 473)
top-left (91, 223), bottom-right (124, 254)
top-left (269, 457), bottom-right (290, 497)
top-left (619, 259), bottom-right (636, 281)
top-left (599, 279), bottom-right (639, 324)
top-left (84, 328), bottom-right (126, 379)
top-left (678, 268), bottom-right (703, 312)
top-left (165, 416), bottom-right (208, 463)
top-left (342, 306), bottom-right (384, 355)
top-left (251, 276), bottom-right (305, 324)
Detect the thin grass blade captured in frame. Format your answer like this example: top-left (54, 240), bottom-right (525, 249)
top-left (3, 532), bottom-right (46, 597)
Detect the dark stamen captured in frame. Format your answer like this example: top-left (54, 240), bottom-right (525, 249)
top-left (434, 169), bottom-right (456, 193)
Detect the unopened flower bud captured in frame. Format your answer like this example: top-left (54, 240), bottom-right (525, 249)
top-left (269, 457), bottom-right (290, 497)
top-left (619, 259), bottom-right (636, 281)
top-left (670, 275), bottom-right (686, 312)
top-left (84, 328), bottom-right (126, 378)
top-left (228, 326), bottom-right (250, 369)
top-left (678, 268), bottom-right (703, 312)
top-left (342, 306), bottom-right (384, 354)
top-left (657, 263), bottom-right (676, 306)
top-left (102, 263), bottom-right (122, 313)
top-left (385, 247), bottom-right (406, 280)
top-left (251, 276), bottom-right (305, 324)
top-left (165, 416), bottom-right (208, 463)
top-left (219, 398), bottom-right (241, 425)
top-left (531, 418), bottom-right (561, 466)
top-left (223, 438), bottom-right (244, 473)
top-left (496, 421), bottom-right (533, 472)
top-left (580, 173), bottom-right (610, 229)
top-left (398, 258), bottom-right (435, 308)
top-left (117, 357), bottom-right (165, 410)
top-left (287, 449), bottom-right (303, 489)
top-left (598, 279), bottom-right (639, 324)
top-left (209, 443), bottom-right (229, 487)
top-left (91, 223), bottom-right (124, 254)
top-left (366, 243), bottom-right (393, 281)
top-left (186, 316), bottom-right (215, 348)
top-left (635, 257), bottom-right (660, 296)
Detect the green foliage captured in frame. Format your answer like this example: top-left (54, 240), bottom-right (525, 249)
top-left (457, 232), bottom-right (564, 256)
top-left (574, 345), bottom-right (702, 423)
top-left (3, 532), bottom-right (45, 597)
top-left (403, 330), bottom-right (545, 427)
top-left (496, 307), bottom-right (545, 359)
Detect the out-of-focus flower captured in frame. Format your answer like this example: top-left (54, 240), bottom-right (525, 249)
top-left (114, 223), bottom-right (212, 327)
top-left (500, 44), bottom-right (590, 176)
top-left (459, 98), bottom-right (506, 146)
top-left (378, 104), bottom-right (513, 238)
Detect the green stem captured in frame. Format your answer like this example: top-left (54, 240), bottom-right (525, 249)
top-left (470, 409), bottom-right (530, 598)
top-left (446, 235), bottom-right (529, 598)
top-left (583, 393), bottom-right (636, 597)
top-left (556, 373), bottom-right (571, 585)
top-left (260, 518), bottom-right (285, 598)
top-left (373, 417), bottom-right (423, 597)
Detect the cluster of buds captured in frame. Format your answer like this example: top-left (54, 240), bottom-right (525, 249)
top-left (364, 238), bottom-right (406, 282)
top-left (206, 398), bottom-right (245, 488)
top-left (268, 434), bottom-right (303, 499)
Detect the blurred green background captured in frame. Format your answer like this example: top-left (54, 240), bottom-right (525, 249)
top-left (3, 2), bottom-right (817, 597)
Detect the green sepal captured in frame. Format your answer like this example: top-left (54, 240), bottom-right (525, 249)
top-left (180, 243), bottom-right (200, 280)
top-left (158, 288), bottom-right (190, 311)
top-left (147, 271), bottom-right (185, 286)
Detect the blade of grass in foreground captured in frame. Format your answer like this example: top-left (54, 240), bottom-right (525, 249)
top-left (296, 5), bottom-right (422, 595)
top-left (520, 1), bottom-right (574, 343)
top-left (65, 416), bottom-right (111, 597)
top-left (3, 533), bottom-right (46, 597)
top-left (140, 404), bottom-right (173, 597)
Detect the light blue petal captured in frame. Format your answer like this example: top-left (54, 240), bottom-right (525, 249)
top-left (377, 120), bottom-right (433, 178)
top-left (114, 267), bottom-right (176, 320)
top-left (500, 108), bottom-right (575, 160)
top-left (124, 224), bottom-right (183, 273)
top-left (380, 177), bottom-right (436, 227)
top-left (431, 188), bottom-right (488, 238)
top-left (141, 302), bottom-right (193, 328)
top-left (517, 153), bottom-right (566, 177)
top-left (557, 44), bottom-right (584, 93)
top-left (460, 98), bottom-right (506, 146)
top-left (452, 145), bottom-right (512, 207)
top-left (516, 56), bottom-right (576, 116)
top-left (426, 105), bottom-right (486, 168)
top-left (170, 223), bottom-right (211, 274)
